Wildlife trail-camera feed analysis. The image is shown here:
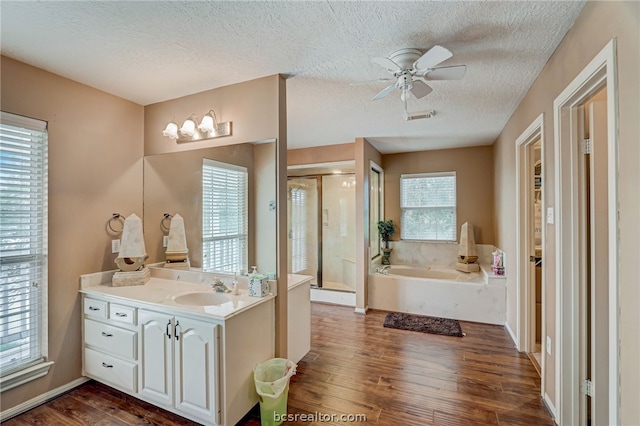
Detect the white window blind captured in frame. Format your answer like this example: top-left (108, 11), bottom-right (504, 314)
top-left (0, 111), bottom-right (48, 377)
top-left (289, 187), bottom-right (307, 274)
top-left (202, 159), bottom-right (247, 274)
top-left (400, 172), bottom-right (456, 241)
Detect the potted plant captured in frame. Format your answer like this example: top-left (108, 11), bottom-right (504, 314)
top-left (377, 219), bottom-right (396, 265)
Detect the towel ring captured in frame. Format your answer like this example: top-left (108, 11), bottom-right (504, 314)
top-left (107, 213), bottom-right (125, 234)
top-left (161, 213), bottom-right (173, 232)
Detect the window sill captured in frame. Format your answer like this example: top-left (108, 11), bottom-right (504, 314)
top-left (0, 361), bottom-right (54, 392)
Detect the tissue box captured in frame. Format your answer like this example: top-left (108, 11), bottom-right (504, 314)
top-left (248, 275), bottom-right (269, 297)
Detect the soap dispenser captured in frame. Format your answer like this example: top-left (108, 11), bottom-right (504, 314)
top-left (231, 273), bottom-right (239, 295)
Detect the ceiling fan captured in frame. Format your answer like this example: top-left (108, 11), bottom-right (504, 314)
top-left (353, 46), bottom-right (466, 120)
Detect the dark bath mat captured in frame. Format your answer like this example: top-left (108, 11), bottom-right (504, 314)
top-left (383, 312), bottom-right (465, 337)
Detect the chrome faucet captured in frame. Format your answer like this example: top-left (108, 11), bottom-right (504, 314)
top-left (211, 277), bottom-right (230, 293)
top-left (376, 265), bottom-right (391, 274)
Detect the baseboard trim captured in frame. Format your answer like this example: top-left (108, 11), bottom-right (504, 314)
top-left (505, 321), bottom-right (518, 348)
top-left (0, 377), bottom-right (89, 422)
top-left (310, 288), bottom-right (355, 307)
top-left (543, 392), bottom-right (558, 424)
top-left (354, 306), bottom-right (368, 315)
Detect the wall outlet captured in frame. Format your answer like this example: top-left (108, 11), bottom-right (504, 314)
top-left (111, 239), bottom-right (120, 254)
top-left (546, 207), bottom-right (554, 224)
top-left (546, 336), bottom-right (552, 355)
top-left (163, 235), bottom-right (169, 248)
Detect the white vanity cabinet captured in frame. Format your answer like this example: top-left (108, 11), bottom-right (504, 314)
top-left (138, 309), bottom-right (220, 424)
top-left (82, 297), bottom-right (138, 393)
top-left (80, 276), bottom-right (275, 426)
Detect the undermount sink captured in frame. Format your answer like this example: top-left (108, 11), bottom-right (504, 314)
top-left (173, 291), bottom-right (231, 306)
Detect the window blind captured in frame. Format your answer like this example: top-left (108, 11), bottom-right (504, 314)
top-left (289, 187), bottom-right (307, 274)
top-left (202, 159), bottom-right (247, 274)
top-left (400, 172), bottom-right (456, 241)
top-left (0, 111), bottom-right (48, 376)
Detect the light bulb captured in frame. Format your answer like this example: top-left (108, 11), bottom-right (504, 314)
top-left (400, 89), bottom-right (410, 102)
top-left (179, 119), bottom-right (196, 137)
top-left (162, 122), bottom-right (178, 140)
top-left (198, 114), bottom-right (215, 134)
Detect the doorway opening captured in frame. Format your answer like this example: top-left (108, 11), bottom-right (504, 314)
top-left (515, 114), bottom-right (546, 388)
top-left (553, 40), bottom-right (618, 425)
top-left (287, 161), bottom-right (356, 294)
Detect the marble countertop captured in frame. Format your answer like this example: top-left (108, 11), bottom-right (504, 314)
top-left (80, 277), bottom-right (274, 321)
top-left (287, 273), bottom-right (313, 290)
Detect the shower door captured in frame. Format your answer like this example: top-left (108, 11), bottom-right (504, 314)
top-left (287, 178), bottom-right (319, 285)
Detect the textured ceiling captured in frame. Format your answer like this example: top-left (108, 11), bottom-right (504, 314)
top-left (0, 1), bottom-right (585, 153)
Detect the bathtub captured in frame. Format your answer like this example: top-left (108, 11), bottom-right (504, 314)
top-left (368, 265), bottom-right (505, 325)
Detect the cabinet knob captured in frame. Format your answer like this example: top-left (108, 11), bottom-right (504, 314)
top-left (101, 332), bottom-right (113, 337)
top-left (115, 312), bottom-right (128, 317)
top-left (88, 306), bottom-right (100, 311)
top-left (101, 362), bottom-right (113, 368)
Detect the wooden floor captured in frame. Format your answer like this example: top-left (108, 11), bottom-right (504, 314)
top-left (4, 303), bottom-right (554, 425)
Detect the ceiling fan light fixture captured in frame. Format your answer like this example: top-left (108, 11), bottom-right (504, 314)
top-left (356, 44), bottom-right (465, 119)
top-left (400, 88), bottom-right (410, 102)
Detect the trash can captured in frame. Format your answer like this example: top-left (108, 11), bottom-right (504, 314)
top-left (254, 358), bottom-right (297, 426)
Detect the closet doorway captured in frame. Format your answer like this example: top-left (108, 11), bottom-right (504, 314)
top-left (515, 114), bottom-right (546, 387)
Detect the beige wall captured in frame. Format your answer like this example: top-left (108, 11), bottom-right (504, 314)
top-left (288, 142), bottom-right (355, 166)
top-left (493, 1), bottom-right (639, 419)
top-left (144, 75), bottom-right (281, 156)
top-left (383, 145), bottom-right (495, 245)
top-left (253, 142), bottom-right (277, 274)
top-left (355, 138), bottom-right (383, 310)
top-left (0, 56), bottom-right (144, 410)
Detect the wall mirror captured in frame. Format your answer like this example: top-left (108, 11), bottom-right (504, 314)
top-left (143, 140), bottom-right (276, 276)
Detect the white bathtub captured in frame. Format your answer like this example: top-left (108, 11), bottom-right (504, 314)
top-left (368, 265), bottom-right (505, 325)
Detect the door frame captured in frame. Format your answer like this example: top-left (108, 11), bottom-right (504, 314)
top-left (553, 39), bottom-right (619, 426)
top-left (515, 114), bottom-right (545, 390)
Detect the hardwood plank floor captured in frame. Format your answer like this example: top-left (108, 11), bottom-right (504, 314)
top-left (3, 303), bottom-right (553, 425)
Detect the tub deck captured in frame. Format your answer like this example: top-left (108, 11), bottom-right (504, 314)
top-left (369, 264), bottom-right (506, 325)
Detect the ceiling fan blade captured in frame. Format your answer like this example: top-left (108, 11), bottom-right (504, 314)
top-left (413, 45), bottom-right (453, 71)
top-left (423, 65), bottom-right (467, 80)
top-left (372, 83), bottom-right (397, 100)
top-left (349, 77), bottom-right (392, 86)
top-left (371, 56), bottom-right (402, 72)
top-left (409, 80), bottom-right (433, 99)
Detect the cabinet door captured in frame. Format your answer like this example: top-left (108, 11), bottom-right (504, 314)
top-left (174, 317), bottom-right (220, 424)
top-left (139, 310), bottom-right (173, 406)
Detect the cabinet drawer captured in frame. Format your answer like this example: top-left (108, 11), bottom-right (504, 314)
top-left (84, 347), bottom-right (137, 393)
top-left (84, 298), bottom-right (107, 319)
top-left (84, 319), bottom-right (137, 360)
top-left (109, 303), bottom-right (136, 325)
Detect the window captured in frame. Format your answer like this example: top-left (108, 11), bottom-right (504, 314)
top-left (202, 159), bottom-right (248, 274)
top-left (289, 186), bottom-right (307, 274)
top-left (1, 111), bottom-right (52, 390)
top-left (400, 172), bottom-right (456, 241)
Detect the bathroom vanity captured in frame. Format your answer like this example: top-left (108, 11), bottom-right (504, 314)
top-left (287, 274), bottom-right (313, 363)
top-left (79, 270), bottom-right (275, 426)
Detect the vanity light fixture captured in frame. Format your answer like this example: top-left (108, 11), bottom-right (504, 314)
top-left (162, 122), bottom-right (179, 140)
top-left (179, 115), bottom-right (197, 137)
top-left (162, 109), bottom-right (232, 143)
